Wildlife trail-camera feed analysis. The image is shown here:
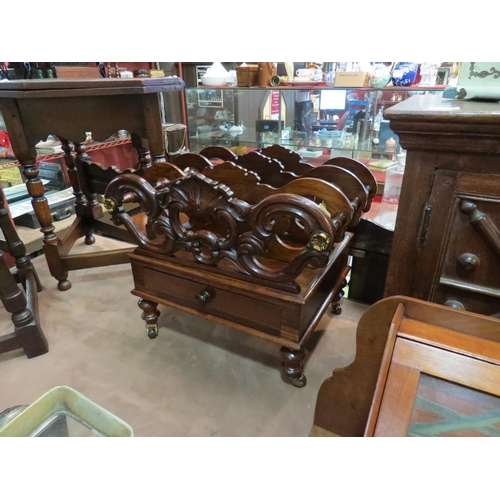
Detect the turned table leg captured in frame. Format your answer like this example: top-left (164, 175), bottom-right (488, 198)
top-left (280, 347), bottom-right (307, 388)
top-left (20, 158), bottom-right (71, 292)
top-left (138, 298), bottom-right (161, 339)
top-left (0, 249), bottom-right (48, 358)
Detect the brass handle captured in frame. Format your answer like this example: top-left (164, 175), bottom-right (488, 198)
top-left (196, 290), bottom-right (213, 303)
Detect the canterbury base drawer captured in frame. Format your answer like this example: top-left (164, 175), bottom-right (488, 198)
top-left (135, 264), bottom-right (283, 337)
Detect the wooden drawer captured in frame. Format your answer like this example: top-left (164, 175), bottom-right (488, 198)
top-left (133, 262), bottom-right (283, 337)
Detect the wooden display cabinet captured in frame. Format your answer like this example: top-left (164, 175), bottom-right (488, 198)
top-left (384, 94), bottom-right (500, 317)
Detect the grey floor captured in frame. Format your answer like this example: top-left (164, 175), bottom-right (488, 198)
top-left (0, 235), bottom-right (368, 437)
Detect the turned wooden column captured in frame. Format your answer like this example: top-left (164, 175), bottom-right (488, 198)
top-left (0, 249), bottom-right (48, 357)
top-left (280, 347), bottom-right (307, 387)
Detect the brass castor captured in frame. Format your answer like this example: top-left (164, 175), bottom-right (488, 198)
top-left (332, 302), bottom-right (343, 315)
top-left (146, 324), bottom-right (158, 339)
top-left (138, 298), bottom-right (161, 339)
top-left (291, 374), bottom-right (307, 388)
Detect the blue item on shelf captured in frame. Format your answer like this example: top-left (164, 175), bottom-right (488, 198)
top-left (391, 62), bottom-right (418, 87)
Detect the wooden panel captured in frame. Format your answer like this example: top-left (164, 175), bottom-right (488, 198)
top-left (312, 296), bottom-right (403, 437)
top-left (372, 361), bottom-right (420, 437)
top-left (54, 66), bottom-right (101, 79)
top-left (410, 170), bottom-right (458, 301)
top-left (407, 373), bottom-right (500, 437)
top-left (383, 150), bottom-right (437, 297)
top-left (392, 337), bottom-right (500, 398)
top-left (364, 303), bottom-right (405, 436)
top-left (399, 318), bottom-right (500, 365)
top-left (439, 191), bottom-right (500, 302)
top-left (402, 296), bottom-right (500, 340)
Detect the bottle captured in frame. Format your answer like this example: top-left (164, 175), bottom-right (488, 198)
top-left (373, 106), bottom-right (384, 133)
top-left (377, 152), bottom-right (406, 231)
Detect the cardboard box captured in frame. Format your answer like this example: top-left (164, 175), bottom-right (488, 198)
top-left (334, 71), bottom-right (370, 88)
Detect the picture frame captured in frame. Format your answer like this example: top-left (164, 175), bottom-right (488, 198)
top-left (436, 66), bottom-right (451, 85)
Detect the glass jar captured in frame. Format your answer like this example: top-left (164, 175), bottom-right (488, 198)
top-left (377, 153), bottom-right (406, 230)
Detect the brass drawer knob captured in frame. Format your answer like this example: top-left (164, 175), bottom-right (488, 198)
top-left (196, 290), bottom-right (213, 303)
top-left (457, 253), bottom-right (479, 271)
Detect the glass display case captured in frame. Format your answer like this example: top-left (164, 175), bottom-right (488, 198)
top-left (184, 85), bottom-right (445, 163)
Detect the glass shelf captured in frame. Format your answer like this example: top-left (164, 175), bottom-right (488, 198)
top-left (184, 85), bottom-right (445, 160)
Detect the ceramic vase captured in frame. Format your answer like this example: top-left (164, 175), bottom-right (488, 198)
top-left (391, 62), bottom-right (418, 87)
top-left (369, 63), bottom-right (392, 88)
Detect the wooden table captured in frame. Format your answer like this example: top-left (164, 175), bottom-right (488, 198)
top-left (0, 77), bottom-right (184, 290)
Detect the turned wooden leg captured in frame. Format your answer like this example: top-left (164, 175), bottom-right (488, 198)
top-left (280, 347), bottom-right (307, 388)
top-left (20, 158), bottom-right (71, 291)
top-left (61, 140), bottom-right (88, 216)
top-left (331, 279), bottom-right (348, 315)
top-left (84, 225), bottom-right (96, 245)
top-left (138, 298), bottom-right (161, 339)
top-left (74, 142), bottom-right (102, 245)
top-left (0, 249), bottom-right (48, 358)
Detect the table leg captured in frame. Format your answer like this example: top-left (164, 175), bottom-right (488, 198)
top-left (74, 142), bottom-right (103, 245)
top-left (20, 158), bottom-right (71, 291)
top-left (0, 249), bottom-right (48, 358)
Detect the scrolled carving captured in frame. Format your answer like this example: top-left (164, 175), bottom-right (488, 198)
top-left (249, 193), bottom-right (334, 245)
top-left (106, 173), bottom-right (161, 219)
top-left (156, 174), bottom-right (251, 263)
top-left (104, 170), bottom-right (346, 287)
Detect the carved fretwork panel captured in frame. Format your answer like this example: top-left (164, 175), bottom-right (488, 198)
top-left (104, 171), bottom-right (348, 289)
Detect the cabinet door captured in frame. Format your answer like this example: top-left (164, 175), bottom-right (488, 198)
top-left (414, 170), bottom-right (500, 316)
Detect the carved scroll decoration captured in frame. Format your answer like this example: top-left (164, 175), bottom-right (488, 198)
top-left (105, 172), bottom-right (339, 284)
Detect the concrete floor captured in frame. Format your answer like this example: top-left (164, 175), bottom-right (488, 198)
top-left (0, 235), bottom-right (368, 437)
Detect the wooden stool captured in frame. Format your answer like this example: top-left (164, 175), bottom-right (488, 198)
top-left (0, 77), bottom-right (184, 291)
